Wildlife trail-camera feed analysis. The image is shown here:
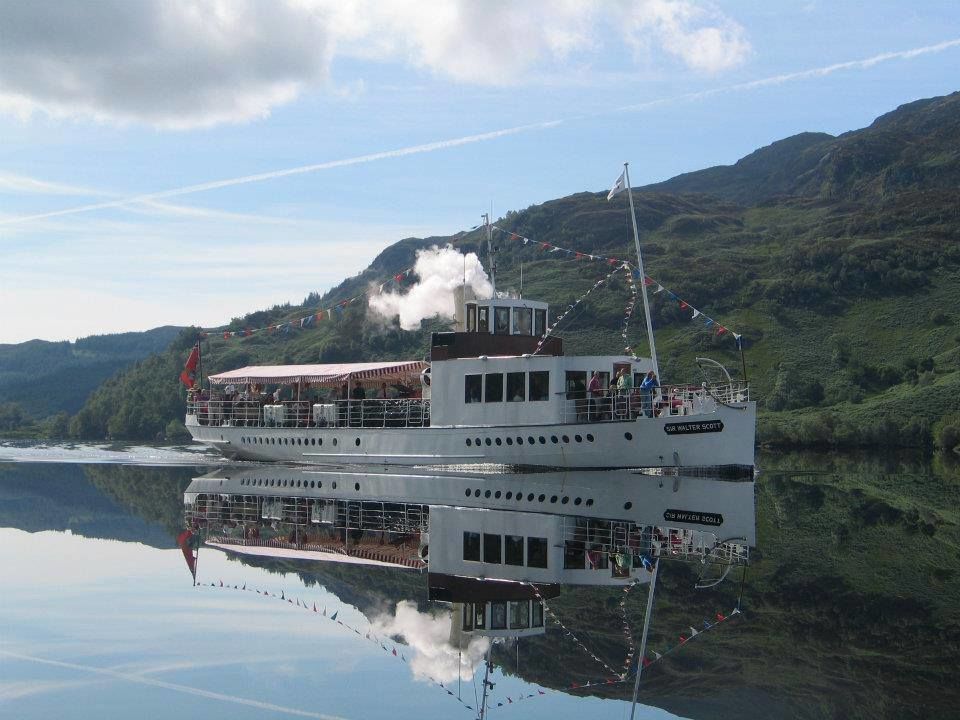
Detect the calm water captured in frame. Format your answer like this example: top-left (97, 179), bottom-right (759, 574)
top-left (1, 444), bottom-right (958, 720)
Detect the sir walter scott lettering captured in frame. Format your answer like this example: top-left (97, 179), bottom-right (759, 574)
top-left (664, 420), bottom-right (724, 435)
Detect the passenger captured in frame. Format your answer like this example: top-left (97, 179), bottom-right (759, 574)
top-left (351, 381), bottom-right (366, 400)
top-left (588, 371), bottom-right (602, 421)
top-left (640, 371), bottom-right (659, 418)
top-left (379, 382), bottom-right (389, 399)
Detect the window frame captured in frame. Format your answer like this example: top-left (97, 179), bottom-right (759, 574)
top-left (485, 373), bottom-right (504, 403)
top-left (527, 536), bottom-right (548, 568)
top-left (464, 374), bottom-right (483, 404)
top-left (483, 533), bottom-right (502, 564)
top-left (506, 372), bottom-right (526, 402)
top-left (528, 371), bottom-right (550, 402)
top-left (463, 531), bottom-right (481, 561)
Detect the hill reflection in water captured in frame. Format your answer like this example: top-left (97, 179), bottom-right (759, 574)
top-left (0, 451), bottom-right (958, 719)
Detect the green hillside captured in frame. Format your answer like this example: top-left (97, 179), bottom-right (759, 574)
top-left (0, 326), bottom-right (182, 434)
top-left (50, 91), bottom-right (960, 448)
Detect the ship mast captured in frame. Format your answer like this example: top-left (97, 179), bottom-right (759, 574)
top-left (482, 213), bottom-right (496, 296)
top-left (623, 163), bottom-right (660, 380)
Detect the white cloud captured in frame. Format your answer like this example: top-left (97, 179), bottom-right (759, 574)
top-left (0, 0), bottom-right (750, 129)
top-left (619, 0), bottom-right (751, 74)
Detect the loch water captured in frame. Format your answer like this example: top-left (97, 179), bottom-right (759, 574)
top-left (0, 443), bottom-right (957, 720)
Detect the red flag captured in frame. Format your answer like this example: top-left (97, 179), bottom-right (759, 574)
top-left (540, 242), bottom-right (550, 252)
top-left (575, 252), bottom-right (584, 260)
top-left (642, 657), bottom-right (651, 667)
top-left (223, 331), bottom-right (231, 339)
top-left (510, 233), bottom-right (521, 241)
top-left (717, 326), bottom-right (727, 336)
top-left (679, 635), bottom-right (687, 643)
top-left (608, 258), bottom-right (619, 266)
top-left (679, 301), bottom-right (689, 310)
top-left (716, 612), bottom-right (726, 621)
top-left (392, 648), bottom-right (397, 656)
top-left (176, 529), bottom-right (197, 579)
top-left (179, 344), bottom-right (199, 387)
top-left (644, 276), bottom-right (654, 286)
top-left (394, 273), bottom-right (404, 283)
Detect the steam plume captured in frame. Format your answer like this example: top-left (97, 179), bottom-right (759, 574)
top-left (368, 245), bottom-right (492, 329)
top-left (371, 600), bottom-right (489, 683)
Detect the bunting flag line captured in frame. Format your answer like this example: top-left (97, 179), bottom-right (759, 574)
top-left (626, 606), bottom-right (742, 676)
top-left (526, 584), bottom-right (624, 680)
top-left (206, 266), bottom-right (416, 340)
top-left (490, 225), bottom-right (742, 343)
top-left (533, 263), bottom-right (627, 355)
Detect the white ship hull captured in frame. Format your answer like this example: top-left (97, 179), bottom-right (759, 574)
top-left (186, 400), bottom-right (755, 472)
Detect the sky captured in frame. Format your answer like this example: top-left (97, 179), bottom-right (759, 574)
top-left (1, 0), bottom-right (959, 344)
top-left (0, 526), bottom-right (682, 720)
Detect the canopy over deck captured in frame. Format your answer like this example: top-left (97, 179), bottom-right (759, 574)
top-left (208, 360), bottom-right (427, 386)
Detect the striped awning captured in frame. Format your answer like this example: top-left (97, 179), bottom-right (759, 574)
top-left (208, 360), bottom-right (427, 386)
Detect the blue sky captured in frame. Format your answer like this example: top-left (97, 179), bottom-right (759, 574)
top-left (1, 1), bottom-right (959, 343)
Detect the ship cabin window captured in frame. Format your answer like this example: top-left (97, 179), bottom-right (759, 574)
top-left (466, 303), bottom-right (477, 332)
top-left (505, 534), bottom-right (524, 565)
top-left (535, 309), bottom-right (547, 337)
top-left (507, 372), bottom-right (525, 402)
top-left (529, 371), bottom-right (550, 401)
top-left (494, 306), bottom-right (510, 334)
top-left (483, 533), bottom-right (502, 563)
top-left (478, 306), bottom-right (489, 333)
top-left (566, 371), bottom-right (587, 399)
top-left (532, 602), bottom-right (544, 628)
top-left (462, 604), bottom-right (474, 631)
top-left (491, 601), bottom-right (507, 630)
top-left (527, 537), bottom-right (548, 568)
top-left (473, 603), bottom-right (486, 629)
top-left (463, 531), bottom-right (481, 561)
top-left (512, 307), bottom-right (532, 335)
top-left (485, 373), bottom-right (504, 402)
top-left (465, 374), bottom-right (482, 403)
top-left (509, 601), bottom-right (530, 629)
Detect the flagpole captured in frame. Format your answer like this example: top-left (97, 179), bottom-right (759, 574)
top-left (623, 163), bottom-right (660, 380)
top-left (629, 560), bottom-right (660, 720)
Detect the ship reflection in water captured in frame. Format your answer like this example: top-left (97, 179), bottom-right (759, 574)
top-left (181, 464), bottom-right (755, 715)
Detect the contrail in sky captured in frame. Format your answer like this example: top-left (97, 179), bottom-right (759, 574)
top-left (2, 37), bottom-right (958, 227)
top-left (0, 650), bottom-right (350, 720)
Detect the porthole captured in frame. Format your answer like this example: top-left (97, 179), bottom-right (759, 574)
top-left (586, 434), bottom-right (595, 442)
top-left (317, 481), bottom-right (323, 488)
top-left (561, 496), bottom-right (569, 504)
top-left (310, 481), bottom-right (315, 488)
top-left (494, 491), bottom-right (502, 499)
top-left (562, 435), bottom-right (570, 443)
top-left (528, 436), bottom-right (535, 445)
top-left (259, 437), bottom-right (264, 444)
top-left (550, 495), bottom-right (558, 503)
top-left (550, 436), bottom-right (558, 444)
top-left (296, 480), bottom-right (301, 488)
top-left (355, 438), bottom-right (361, 447)
top-left (495, 438), bottom-right (502, 446)
top-left (474, 489), bottom-right (481, 497)
top-left (624, 432), bottom-right (633, 441)
top-left (333, 438), bottom-right (338, 446)
top-left (485, 438), bottom-right (492, 446)
top-left (575, 434), bottom-right (582, 443)
top-left (517, 437), bottom-right (524, 445)
top-left (505, 491), bottom-right (513, 500)
top-left (283, 480), bottom-right (288, 487)
top-left (332, 482), bottom-right (337, 489)
top-left (574, 497), bottom-right (582, 505)
top-left (484, 490), bottom-right (491, 498)
top-left (355, 482), bottom-right (360, 491)
top-left (585, 498), bottom-right (594, 507)
top-left (465, 489), bottom-right (472, 497)
top-left (506, 437), bottom-right (513, 446)
top-left (318, 438), bottom-right (323, 446)
top-left (624, 501), bottom-right (633, 510)
top-left (311, 438), bottom-right (316, 446)
top-left (270, 479), bottom-right (275, 487)
top-left (297, 438), bottom-right (302, 445)
top-left (538, 436), bottom-right (546, 444)
top-left (466, 438), bottom-right (472, 447)
top-left (538, 494), bottom-right (546, 502)
top-left (527, 493), bottom-right (535, 501)
top-left (475, 438), bottom-right (482, 446)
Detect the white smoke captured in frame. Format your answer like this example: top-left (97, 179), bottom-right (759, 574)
top-left (371, 600), bottom-right (489, 683)
top-left (368, 245), bottom-right (492, 330)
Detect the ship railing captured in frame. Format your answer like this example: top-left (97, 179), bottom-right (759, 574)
top-left (187, 398), bottom-right (430, 429)
top-left (560, 382), bottom-right (749, 424)
top-left (561, 516), bottom-right (749, 568)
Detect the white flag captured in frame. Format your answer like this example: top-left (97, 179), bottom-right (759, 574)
top-left (607, 170), bottom-right (626, 200)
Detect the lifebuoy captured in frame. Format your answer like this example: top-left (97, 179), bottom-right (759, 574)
top-left (420, 365), bottom-right (431, 387)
